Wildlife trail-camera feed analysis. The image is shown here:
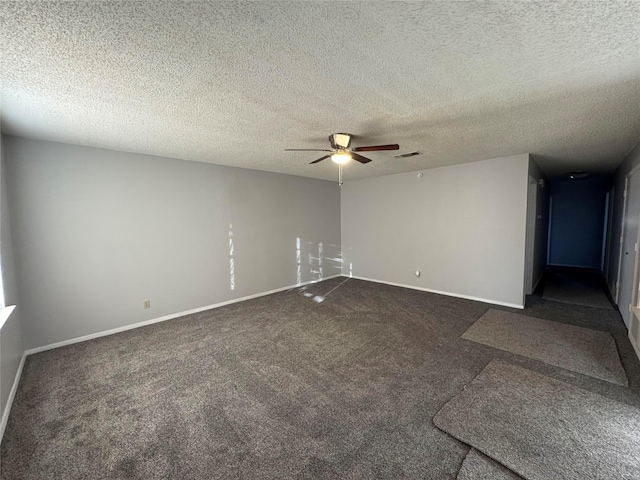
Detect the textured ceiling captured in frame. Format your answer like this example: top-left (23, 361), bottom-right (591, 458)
top-left (1, 1), bottom-right (639, 181)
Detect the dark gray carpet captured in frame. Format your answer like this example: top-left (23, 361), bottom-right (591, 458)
top-left (457, 449), bottom-right (522, 480)
top-left (2, 277), bottom-right (639, 479)
top-left (542, 268), bottom-right (614, 310)
top-left (461, 308), bottom-right (627, 385)
top-left (434, 360), bottom-right (640, 480)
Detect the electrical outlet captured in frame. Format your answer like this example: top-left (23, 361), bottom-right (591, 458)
top-left (144, 300), bottom-right (150, 309)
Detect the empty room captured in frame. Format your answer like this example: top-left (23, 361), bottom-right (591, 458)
top-left (1, 2), bottom-right (640, 479)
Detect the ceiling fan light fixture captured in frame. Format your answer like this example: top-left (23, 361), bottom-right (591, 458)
top-left (331, 152), bottom-right (351, 164)
top-left (285, 133), bottom-right (399, 171)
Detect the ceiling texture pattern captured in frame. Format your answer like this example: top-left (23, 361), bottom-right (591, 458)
top-left (1, 1), bottom-right (639, 181)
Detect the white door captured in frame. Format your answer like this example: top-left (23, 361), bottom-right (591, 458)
top-left (618, 170), bottom-right (640, 327)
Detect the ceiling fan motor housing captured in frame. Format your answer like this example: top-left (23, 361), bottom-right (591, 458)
top-left (329, 133), bottom-right (352, 150)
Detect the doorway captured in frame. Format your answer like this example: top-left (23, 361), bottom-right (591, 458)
top-left (547, 176), bottom-right (610, 269)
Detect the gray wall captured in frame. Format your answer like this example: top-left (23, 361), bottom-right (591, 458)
top-left (341, 154), bottom-right (530, 308)
top-left (548, 177), bottom-right (609, 268)
top-left (0, 135), bottom-right (25, 427)
top-left (4, 137), bottom-right (341, 350)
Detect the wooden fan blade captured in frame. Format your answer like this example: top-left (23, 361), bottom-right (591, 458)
top-left (310, 155), bottom-right (331, 164)
top-left (352, 144), bottom-right (399, 152)
top-left (285, 148), bottom-right (332, 152)
top-left (350, 152), bottom-right (372, 164)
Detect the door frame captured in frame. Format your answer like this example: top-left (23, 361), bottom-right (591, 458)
top-left (524, 176), bottom-right (538, 296)
top-left (604, 186), bottom-right (615, 292)
top-left (615, 176), bottom-right (629, 303)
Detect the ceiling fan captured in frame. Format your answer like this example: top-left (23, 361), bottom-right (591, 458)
top-left (285, 133), bottom-right (399, 165)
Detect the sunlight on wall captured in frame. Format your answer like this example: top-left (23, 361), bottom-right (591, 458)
top-left (296, 237), bottom-right (302, 285)
top-left (308, 241), bottom-right (324, 281)
top-left (296, 238), bottom-right (342, 285)
top-left (229, 223), bottom-right (235, 291)
top-left (308, 242), bottom-right (314, 277)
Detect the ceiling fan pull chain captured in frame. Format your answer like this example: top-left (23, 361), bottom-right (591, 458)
top-left (339, 163), bottom-right (343, 186)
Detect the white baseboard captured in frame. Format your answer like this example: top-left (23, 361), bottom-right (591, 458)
top-left (347, 275), bottom-right (524, 309)
top-left (0, 351), bottom-right (26, 445)
top-left (25, 275), bottom-right (341, 356)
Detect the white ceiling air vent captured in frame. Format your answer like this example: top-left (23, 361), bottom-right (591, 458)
top-left (393, 151), bottom-right (421, 158)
